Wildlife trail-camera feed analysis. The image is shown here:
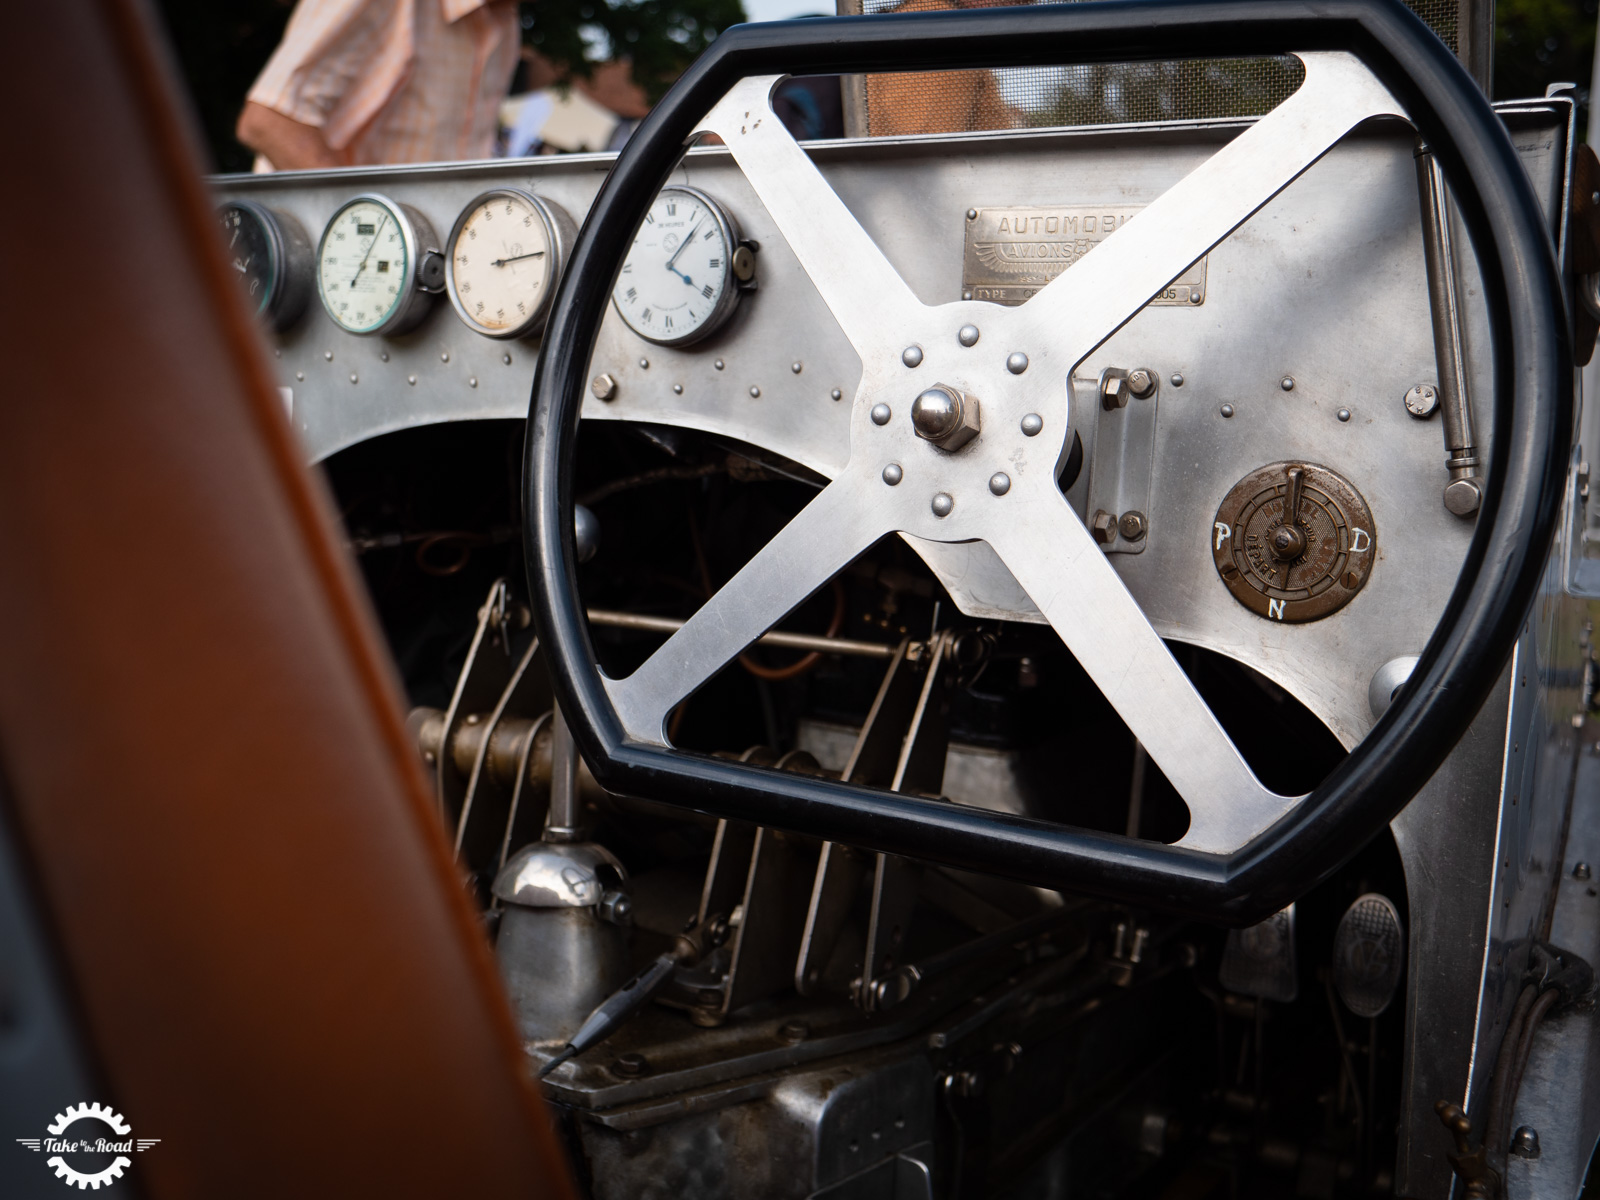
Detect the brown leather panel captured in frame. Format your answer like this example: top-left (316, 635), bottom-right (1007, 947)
top-left (0, 2), bottom-right (574, 1195)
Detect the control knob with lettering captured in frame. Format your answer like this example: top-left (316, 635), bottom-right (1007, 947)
top-left (1211, 461), bottom-right (1376, 622)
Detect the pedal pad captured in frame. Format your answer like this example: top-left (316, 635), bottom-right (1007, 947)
top-left (1220, 904), bottom-right (1298, 1002)
top-left (1333, 892), bottom-right (1404, 1017)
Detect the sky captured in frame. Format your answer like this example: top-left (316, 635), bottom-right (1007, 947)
top-left (742, 0), bottom-right (835, 22)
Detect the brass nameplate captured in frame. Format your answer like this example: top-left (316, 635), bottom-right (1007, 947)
top-left (961, 205), bottom-right (1207, 307)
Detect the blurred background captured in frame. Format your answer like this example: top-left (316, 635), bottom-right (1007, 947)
top-left (159, 0), bottom-right (1600, 174)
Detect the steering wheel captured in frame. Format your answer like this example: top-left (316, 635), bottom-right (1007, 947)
top-left (526, 0), bottom-right (1569, 922)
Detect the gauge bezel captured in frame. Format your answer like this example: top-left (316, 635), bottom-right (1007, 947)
top-left (219, 198), bottom-right (312, 331)
top-left (316, 192), bottom-right (438, 337)
top-left (612, 185), bottom-right (745, 347)
top-left (445, 189), bottom-right (573, 340)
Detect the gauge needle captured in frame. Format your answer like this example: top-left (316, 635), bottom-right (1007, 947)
top-left (349, 212), bottom-right (390, 288)
top-left (490, 250), bottom-right (545, 267)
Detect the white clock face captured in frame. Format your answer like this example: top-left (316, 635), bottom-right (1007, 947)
top-left (447, 191), bottom-right (555, 338)
top-left (612, 188), bottom-right (737, 345)
top-left (317, 198), bottom-right (408, 334)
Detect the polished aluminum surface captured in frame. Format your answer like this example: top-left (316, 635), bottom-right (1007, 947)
top-left (492, 840), bottom-right (627, 908)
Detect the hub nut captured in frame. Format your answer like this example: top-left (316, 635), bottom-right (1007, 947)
top-left (911, 384), bottom-right (980, 451)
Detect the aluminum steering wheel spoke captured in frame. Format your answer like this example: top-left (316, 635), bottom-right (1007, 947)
top-left (697, 76), bottom-right (925, 360)
top-left (980, 487), bottom-right (1301, 854)
top-left (604, 474), bottom-right (888, 745)
top-left (1012, 52), bottom-right (1404, 367)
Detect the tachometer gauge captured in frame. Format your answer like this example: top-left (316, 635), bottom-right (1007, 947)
top-left (217, 199), bottom-right (311, 330)
top-left (316, 194), bottom-right (442, 336)
top-left (446, 189), bottom-right (573, 339)
top-left (612, 186), bottom-right (752, 346)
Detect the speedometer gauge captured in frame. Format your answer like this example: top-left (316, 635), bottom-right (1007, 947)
top-left (316, 194), bottom-right (442, 336)
top-left (217, 199), bottom-right (310, 330)
top-left (446, 189), bottom-right (573, 339)
top-left (612, 187), bottom-right (752, 346)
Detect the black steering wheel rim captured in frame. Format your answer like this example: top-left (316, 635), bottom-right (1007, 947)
top-left (525, 0), bottom-right (1571, 924)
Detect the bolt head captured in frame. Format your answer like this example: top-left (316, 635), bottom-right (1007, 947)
top-left (1171, 372), bottom-right (1185, 387)
top-left (1118, 511), bottom-right (1148, 541)
top-left (958, 324), bottom-right (980, 347)
top-left (911, 385), bottom-right (980, 451)
top-left (1575, 861), bottom-right (1592, 880)
top-left (882, 462), bottom-right (903, 486)
top-left (1127, 368), bottom-right (1156, 399)
top-left (792, 361), bottom-right (803, 374)
top-left (1511, 1126), bottom-right (1541, 1159)
top-left (931, 492), bottom-right (954, 518)
top-left (912, 386), bottom-right (960, 438)
top-left (1020, 412), bottom-right (1043, 437)
top-left (870, 403), bottom-right (892, 426)
top-left (1007, 352), bottom-right (1029, 375)
top-left (989, 472), bottom-right (1011, 496)
top-left (1091, 510), bottom-right (1117, 545)
top-left (1444, 477), bottom-right (1482, 516)
top-left (831, 388), bottom-right (843, 401)
top-left (750, 385), bottom-right (761, 398)
top-left (1220, 404), bottom-right (1235, 418)
top-left (1337, 408), bottom-right (1351, 422)
top-left (779, 1020), bottom-right (810, 1043)
top-left (1101, 371), bottom-right (1131, 410)
top-left (1280, 376), bottom-right (1294, 391)
top-left (611, 1053), bottom-right (649, 1078)
top-left (591, 373), bottom-right (618, 401)
top-left (1405, 383), bottom-right (1440, 417)
top-left (902, 344), bottom-right (924, 368)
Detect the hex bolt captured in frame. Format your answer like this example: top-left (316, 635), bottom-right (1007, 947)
top-left (1020, 413), bottom-right (1043, 437)
top-left (591, 373), bottom-right (618, 401)
top-left (931, 492), bottom-right (954, 518)
top-left (871, 403), bottom-right (892, 426)
top-left (1119, 511), bottom-right (1148, 541)
top-left (958, 324), bottom-right (980, 347)
top-left (1127, 368), bottom-right (1156, 399)
top-left (902, 345), bottom-right (924, 368)
top-left (1006, 352), bottom-right (1030, 375)
top-left (989, 472), bottom-right (1011, 496)
top-left (911, 385), bottom-right (980, 451)
top-left (1405, 383), bottom-right (1440, 417)
top-left (1091, 510), bottom-right (1117, 544)
top-left (1101, 371), bottom-right (1131, 411)
top-left (611, 1053), bottom-right (649, 1078)
top-left (882, 463), bottom-right (903, 486)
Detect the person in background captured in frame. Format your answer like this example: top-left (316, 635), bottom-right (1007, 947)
top-left (237, 0), bottom-right (520, 170)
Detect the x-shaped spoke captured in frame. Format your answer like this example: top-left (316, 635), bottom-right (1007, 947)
top-left (604, 476), bottom-right (887, 744)
top-left (1012, 52), bottom-right (1403, 370)
top-left (697, 76), bottom-right (927, 360)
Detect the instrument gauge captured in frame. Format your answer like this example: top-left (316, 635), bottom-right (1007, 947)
top-left (446, 189), bottom-right (573, 339)
top-left (217, 199), bottom-right (311, 330)
top-left (612, 186), bottom-right (751, 346)
top-left (316, 194), bottom-right (442, 336)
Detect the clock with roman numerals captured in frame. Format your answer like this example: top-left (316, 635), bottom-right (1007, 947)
top-left (611, 186), bottom-right (751, 347)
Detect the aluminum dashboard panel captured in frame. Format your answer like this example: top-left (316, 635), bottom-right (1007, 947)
top-left (211, 104), bottom-right (1569, 752)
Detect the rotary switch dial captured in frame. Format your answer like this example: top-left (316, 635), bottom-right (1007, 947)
top-left (1211, 461), bottom-right (1376, 622)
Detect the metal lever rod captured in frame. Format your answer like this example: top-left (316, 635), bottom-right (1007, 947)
top-left (537, 952), bottom-right (678, 1079)
top-left (1415, 146), bottom-right (1483, 516)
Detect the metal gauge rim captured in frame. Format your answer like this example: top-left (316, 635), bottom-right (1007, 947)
top-left (316, 192), bottom-right (429, 337)
top-left (613, 184), bottom-right (744, 347)
top-left (219, 197), bottom-right (284, 321)
top-left (445, 188), bottom-right (569, 340)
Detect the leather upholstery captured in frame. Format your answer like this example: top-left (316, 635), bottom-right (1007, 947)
top-left (0, 2), bottom-right (574, 1194)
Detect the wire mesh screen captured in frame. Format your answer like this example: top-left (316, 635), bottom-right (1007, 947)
top-left (849, 0), bottom-right (1460, 135)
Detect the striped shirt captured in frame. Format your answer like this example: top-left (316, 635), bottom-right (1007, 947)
top-left (248, 0), bottom-right (520, 166)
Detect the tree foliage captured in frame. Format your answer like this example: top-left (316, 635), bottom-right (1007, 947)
top-left (521, 0), bottom-right (747, 103)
